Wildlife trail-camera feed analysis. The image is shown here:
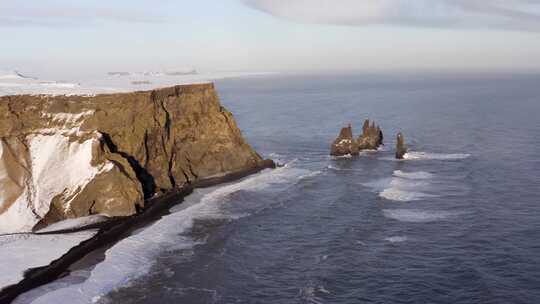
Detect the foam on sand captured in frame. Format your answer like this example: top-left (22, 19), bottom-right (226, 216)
top-left (22, 163), bottom-right (312, 304)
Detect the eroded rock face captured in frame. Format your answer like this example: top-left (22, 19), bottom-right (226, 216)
top-left (357, 119), bottom-right (383, 150)
top-left (0, 83), bottom-right (265, 233)
top-left (330, 120), bottom-right (384, 157)
top-left (396, 132), bottom-right (407, 159)
top-left (330, 125), bottom-right (359, 156)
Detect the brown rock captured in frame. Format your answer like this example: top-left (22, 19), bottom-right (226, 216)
top-left (357, 119), bottom-right (383, 150)
top-left (330, 124), bottom-right (359, 156)
top-left (0, 83), bottom-right (267, 233)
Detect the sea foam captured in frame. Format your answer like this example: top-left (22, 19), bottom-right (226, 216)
top-left (21, 163), bottom-right (312, 304)
top-left (383, 209), bottom-right (460, 223)
top-left (363, 171), bottom-right (435, 202)
top-left (403, 152), bottom-right (471, 160)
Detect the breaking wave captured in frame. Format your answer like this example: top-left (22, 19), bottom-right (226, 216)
top-left (403, 152), bottom-right (471, 160)
top-left (21, 163), bottom-right (313, 304)
top-left (384, 236), bottom-right (409, 243)
top-left (383, 209), bottom-right (461, 223)
top-left (379, 188), bottom-right (435, 202)
top-left (363, 171), bottom-right (435, 202)
top-left (393, 170), bottom-right (434, 180)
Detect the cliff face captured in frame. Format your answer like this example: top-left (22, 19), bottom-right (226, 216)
top-left (0, 83), bottom-right (264, 233)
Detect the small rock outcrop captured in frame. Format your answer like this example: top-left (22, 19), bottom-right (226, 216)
top-left (330, 124), bottom-right (359, 156)
top-left (396, 132), bottom-right (407, 159)
top-left (0, 83), bottom-right (271, 233)
top-left (330, 120), bottom-right (383, 157)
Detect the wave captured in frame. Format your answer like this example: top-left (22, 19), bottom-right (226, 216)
top-left (403, 152), bottom-right (471, 160)
top-left (299, 170), bottom-right (322, 180)
top-left (23, 163), bottom-right (312, 304)
top-left (363, 173), bottom-right (435, 202)
top-left (379, 188), bottom-right (435, 202)
top-left (393, 170), bottom-right (434, 180)
top-left (383, 209), bottom-right (461, 223)
top-left (384, 236), bottom-right (408, 243)
top-left (326, 165), bottom-right (361, 172)
top-left (331, 154), bottom-right (353, 159)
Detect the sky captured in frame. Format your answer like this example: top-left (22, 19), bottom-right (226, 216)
top-left (1, 0), bottom-right (540, 78)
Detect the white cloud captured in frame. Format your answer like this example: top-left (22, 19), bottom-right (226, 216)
top-left (241, 0), bottom-right (540, 31)
top-left (0, 2), bottom-right (162, 27)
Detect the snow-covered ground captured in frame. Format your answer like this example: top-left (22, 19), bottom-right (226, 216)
top-left (0, 69), bottom-right (274, 96)
top-left (0, 230), bottom-right (97, 289)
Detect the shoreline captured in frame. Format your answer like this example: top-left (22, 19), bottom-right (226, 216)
top-left (0, 159), bottom-right (275, 304)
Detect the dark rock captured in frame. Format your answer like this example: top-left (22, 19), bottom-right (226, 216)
top-left (396, 132), bottom-right (407, 159)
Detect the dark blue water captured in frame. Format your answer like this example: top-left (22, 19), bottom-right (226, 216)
top-left (21, 73), bottom-right (540, 304)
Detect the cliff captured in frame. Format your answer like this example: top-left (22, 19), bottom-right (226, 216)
top-left (0, 83), bottom-right (268, 233)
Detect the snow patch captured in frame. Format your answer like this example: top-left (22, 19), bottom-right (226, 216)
top-left (36, 215), bottom-right (109, 233)
top-left (0, 70), bottom-right (276, 97)
top-left (42, 110), bottom-right (95, 126)
top-left (0, 132), bottom-right (114, 234)
top-left (0, 230), bottom-right (96, 289)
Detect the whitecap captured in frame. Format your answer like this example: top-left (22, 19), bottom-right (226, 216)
top-left (363, 175), bottom-right (434, 202)
top-left (299, 170), bottom-right (322, 180)
top-left (331, 154), bottom-right (352, 159)
top-left (384, 236), bottom-right (408, 243)
top-left (327, 165), bottom-right (360, 172)
top-left (379, 188), bottom-right (435, 202)
top-left (383, 209), bottom-right (460, 223)
top-left (403, 152), bottom-right (471, 160)
top-left (393, 170), bottom-right (434, 180)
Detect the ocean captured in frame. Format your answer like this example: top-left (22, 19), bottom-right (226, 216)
top-left (16, 72), bottom-right (540, 304)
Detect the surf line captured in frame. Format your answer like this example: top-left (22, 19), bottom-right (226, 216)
top-left (0, 160), bottom-right (276, 304)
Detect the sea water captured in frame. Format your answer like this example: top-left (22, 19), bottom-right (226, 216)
top-left (18, 72), bottom-right (540, 304)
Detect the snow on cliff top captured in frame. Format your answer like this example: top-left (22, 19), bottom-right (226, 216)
top-left (0, 70), bottom-right (273, 97)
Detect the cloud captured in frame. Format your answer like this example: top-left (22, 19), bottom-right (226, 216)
top-left (241, 0), bottom-right (540, 31)
top-left (0, 2), bottom-right (162, 27)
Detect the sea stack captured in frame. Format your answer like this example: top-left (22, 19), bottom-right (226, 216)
top-left (357, 119), bottom-right (383, 150)
top-left (330, 124), bottom-right (359, 156)
top-left (330, 120), bottom-right (384, 156)
top-left (396, 132), bottom-right (407, 159)
top-left (0, 83), bottom-right (273, 233)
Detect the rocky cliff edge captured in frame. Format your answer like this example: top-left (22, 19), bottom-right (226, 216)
top-left (0, 83), bottom-right (267, 233)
